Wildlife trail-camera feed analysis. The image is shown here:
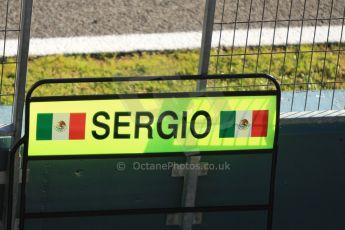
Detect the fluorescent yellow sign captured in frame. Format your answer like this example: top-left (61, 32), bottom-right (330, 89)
top-left (28, 95), bottom-right (277, 156)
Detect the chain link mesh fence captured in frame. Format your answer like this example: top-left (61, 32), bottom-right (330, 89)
top-left (1, 0), bottom-right (344, 122)
top-left (209, 0), bottom-right (345, 112)
top-left (0, 0), bottom-right (22, 124)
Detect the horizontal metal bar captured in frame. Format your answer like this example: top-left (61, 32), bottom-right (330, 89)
top-left (25, 204), bottom-right (270, 219)
top-left (0, 29), bottom-right (20, 33)
top-left (280, 82), bottom-right (345, 86)
top-left (214, 17), bottom-right (345, 25)
top-left (0, 123), bottom-right (14, 136)
top-left (210, 49), bottom-right (345, 58)
top-left (206, 82), bottom-right (345, 90)
top-left (26, 74), bottom-right (281, 100)
top-left (29, 90), bottom-right (278, 102)
top-left (28, 149), bottom-right (274, 161)
top-left (0, 61), bottom-right (19, 65)
top-left (0, 93), bottom-right (15, 97)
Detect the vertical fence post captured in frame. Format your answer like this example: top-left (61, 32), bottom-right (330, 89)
top-left (197, 0), bottom-right (216, 91)
top-left (13, 0), bottom-right (33, 142)
top-left (179, 1), bottom-right (216, 230)
top-left (5, 0), bottom-right (33, 229)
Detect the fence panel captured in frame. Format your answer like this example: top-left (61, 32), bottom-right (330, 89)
top-left (208, 0), bottom-right (345, 112)
top-left (0, 0), bottom-right (23, 125)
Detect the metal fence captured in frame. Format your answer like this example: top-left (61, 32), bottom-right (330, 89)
top-left (207, 0), bottom-right (345, 112)
top-left (0, 0), bottom-right (22, 123)
top-left (0, 1), bottom-right (344, 229)
top-left (1, 0), bottom-right (345, 128)
top-left (0, 2), bottom-right (32, 227)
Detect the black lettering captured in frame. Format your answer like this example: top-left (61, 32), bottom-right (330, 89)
top-left (190, 111), bottom-right (211, 139)
top-left (157, 111), bottom-right (178, 139)
top-left (135, 112), bottom-right (154, 138)
top-left (92, 111), bottom-right (110, 139)
top-left (181, 111), bottom-right (187, 138)
top-left (114, 112), bottom-right (131, 139)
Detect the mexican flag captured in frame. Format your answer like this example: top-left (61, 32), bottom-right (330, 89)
top-left (36, 113), bottom-right (86, 140)
top-left (219, 110), bottom-right (268, 138)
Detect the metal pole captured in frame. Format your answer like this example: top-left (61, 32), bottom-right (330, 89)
top-left (5, 0), bottom-right (33, 229)
top-left (180, 1), bottom-right (216, 230)
top-left (196, 0), bottom-right (216, 91)
top-left (13, 0), bottom-right (33, 141)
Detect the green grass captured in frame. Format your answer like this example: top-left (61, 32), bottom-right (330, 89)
top-left (0, 44), bottom-right (344, 104)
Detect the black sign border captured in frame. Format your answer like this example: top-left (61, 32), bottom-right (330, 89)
top-left (28, 90), bottom-right (278, 160)
top-left (19, 74), bottom-right (281, 230)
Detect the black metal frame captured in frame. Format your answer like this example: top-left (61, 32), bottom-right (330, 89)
top-left (6, 137), bottom-right (24, 230)
top-left (15, 74), bottom-right (281, 230)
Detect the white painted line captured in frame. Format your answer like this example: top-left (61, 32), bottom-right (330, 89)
top-left (217, 25), bottom-right (345, 47)
top-left (1, 25), bottom-right (344, 57)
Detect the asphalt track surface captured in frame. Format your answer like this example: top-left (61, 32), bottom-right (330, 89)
top-left (1, 0), bottom-right (344, 39)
